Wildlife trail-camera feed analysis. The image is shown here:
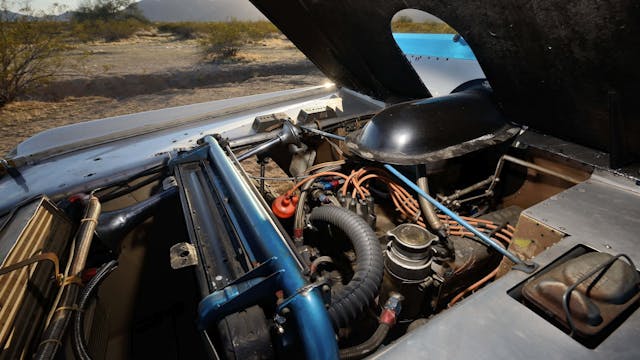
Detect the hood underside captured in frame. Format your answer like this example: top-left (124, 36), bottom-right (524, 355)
top-left (250, 0), bottom-right (640, 167)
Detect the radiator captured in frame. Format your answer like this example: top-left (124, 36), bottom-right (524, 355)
top-left (0, 197), bottom-right (73, 358)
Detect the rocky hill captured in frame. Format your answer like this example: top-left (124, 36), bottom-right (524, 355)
top-left (136, 0), bottom-right (267, 22)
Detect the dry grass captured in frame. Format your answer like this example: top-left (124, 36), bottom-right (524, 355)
top-left (196, 21), bottom-right (280, 60)
top-left (0, 35), bottom-right (325, 155)
top-left (73, 19), bottom-right (150, 42)
top-left (391, 21), bottom-right (456, 34)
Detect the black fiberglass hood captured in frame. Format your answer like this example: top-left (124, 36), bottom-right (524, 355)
top-left (250, 0), bottom-right (640, 167)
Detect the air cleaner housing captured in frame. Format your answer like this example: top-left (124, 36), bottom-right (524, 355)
top-left (346, 89), bottom-right (520, 168)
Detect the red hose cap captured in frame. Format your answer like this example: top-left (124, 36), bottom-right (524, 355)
top-left (380, 308), bottom-right (397, 325)
top-left (272, 195), bottom-right (299, 219)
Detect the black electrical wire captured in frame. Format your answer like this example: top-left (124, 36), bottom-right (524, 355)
top-left (95, 172), bottom-right (165, 202)
top-left (72, 260), bottom-right (119, 360)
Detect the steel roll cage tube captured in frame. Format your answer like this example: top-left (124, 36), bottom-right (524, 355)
top-left (225, 143), bottom-right (310, 273)
top-left (384, 164), bottom-right (538, 273)
top-left (201, 135), bottom-right (339, 359)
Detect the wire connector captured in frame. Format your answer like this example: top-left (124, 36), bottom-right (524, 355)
top-left (380, 292), bottom-right (404, 325)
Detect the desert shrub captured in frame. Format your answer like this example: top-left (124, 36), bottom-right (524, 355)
top-left (74, 0), bottom-right (146, 22)
top-left (395, 15), bottom-right (413, 23)
top-left (0, 4), bottom-right (68, 107)
top-left (72, 0), bottom-right (148, 42)
top-left (73, 18), bottom-right (148, 42)
top-left (391, 21), bottom-right (456, 34)
top-left (198, 21), bottom-right (279, 60)
top-left (157, 22), bottom-right (208, 39)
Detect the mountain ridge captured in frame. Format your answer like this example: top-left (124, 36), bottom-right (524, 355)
top-left (136, 0), bottom-right (267, 22)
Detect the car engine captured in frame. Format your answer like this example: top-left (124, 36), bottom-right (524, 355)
top-left (2, 0), bottom-right (640, 357)
top-left (2, 80), bottom-right (639, 359)
top-left (173, 86), bottom-right (636, 359)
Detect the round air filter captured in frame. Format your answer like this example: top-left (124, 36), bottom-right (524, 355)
top-left (345, 89), bottom-right (519, 166)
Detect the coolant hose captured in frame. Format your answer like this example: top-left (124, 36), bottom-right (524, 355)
top-left (339, 323), bottom-right (391, 360)
top-left (338, 292), bottom-right (402, 359)
top-left (309, 206), bottom-right (383, 329)
top-left (72, 260), bottom-right (119, 360)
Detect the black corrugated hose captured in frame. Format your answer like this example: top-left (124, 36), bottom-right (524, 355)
top-left (72, 260), bottom-right (119, 360)
top-left (35, 285), bottom-right (80, 359)
top-left (309, 205), bottom-right (384, 329)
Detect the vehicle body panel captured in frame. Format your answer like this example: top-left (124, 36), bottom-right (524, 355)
top-left (250, 0), bottom-right (640, 166)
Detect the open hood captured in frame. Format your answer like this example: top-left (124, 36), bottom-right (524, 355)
top-left (250, 0), bottom-right (640, 167)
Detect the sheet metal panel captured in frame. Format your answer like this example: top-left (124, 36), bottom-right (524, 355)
top-left (374, 178), bottom-right (640, 359)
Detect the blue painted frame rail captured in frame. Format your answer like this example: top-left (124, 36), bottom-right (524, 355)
top-left (199, 136), bottom-right (339, 359)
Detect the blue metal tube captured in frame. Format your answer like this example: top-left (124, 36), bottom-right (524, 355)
top-left (384, 164), bottom-right (524, 266)
top-left (203, 136), bottom-right (339, 360)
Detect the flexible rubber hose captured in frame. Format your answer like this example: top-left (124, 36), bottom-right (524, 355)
top-left (309, 206), bottom-right (383, 329)
top-left (72, 260), bottom-right (119, 360)
top-left (339, 323), bottom-right (391, 360)
top-left (35, 286), bottom-right (80, 360)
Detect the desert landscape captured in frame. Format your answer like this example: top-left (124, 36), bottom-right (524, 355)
top-left (0, 32), bottom-right (325, 155)
top-left (0, 0), bottom-right (449, 156)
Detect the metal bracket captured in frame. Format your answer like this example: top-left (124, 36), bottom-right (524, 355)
top-left (0, 158), bottom-right (11, 177)
top-left (197, 258), bottom-right (283, 329)
top-left (167, 145), bottom-right (210, 167)
top-left (169, 242), bottom-right (198, 269)
top-left (0, 157), bottom-right (24, 182)
top-left (512, 260), bottom-right (539, 274)
top-left (227, 257), bottom-right (277, 286)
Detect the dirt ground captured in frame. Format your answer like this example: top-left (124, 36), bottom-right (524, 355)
top-left (0, 34), bottom-right (326, 156)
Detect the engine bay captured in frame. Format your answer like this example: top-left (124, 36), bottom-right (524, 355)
top-left (2, 0), bottom-right (639, 356)
top-left (206, 88), bottom-right (594, 358)
top-left (1, 86), bottom-right (639, 360)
